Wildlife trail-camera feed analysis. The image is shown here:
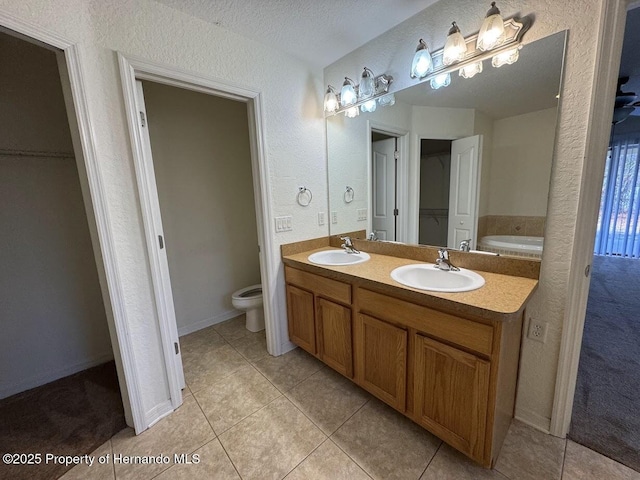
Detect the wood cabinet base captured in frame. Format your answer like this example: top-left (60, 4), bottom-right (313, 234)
top-left (284, 265), bottom-right (523, 468)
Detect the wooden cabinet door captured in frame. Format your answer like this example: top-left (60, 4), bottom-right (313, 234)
top-left (286, 284), bottom-right (316, 355)
top-left (316, 298), bottom-right (353, 378)
top-left (413, 334), bottom-right (490, 460)
top-left (355, 313), bottom-right (407, 411)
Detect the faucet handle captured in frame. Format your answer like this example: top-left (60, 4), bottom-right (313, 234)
top-left (438, 248), bottom-right (449, 260)
top-left (459, 239), bottom-right (472, 252)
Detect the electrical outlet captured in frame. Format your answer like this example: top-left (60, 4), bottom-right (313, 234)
top-left (527, 318), bottom-right (548, 343)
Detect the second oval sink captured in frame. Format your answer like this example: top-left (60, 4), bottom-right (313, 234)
top-left (308, 249), bottom-right (371, 266)
top-left (391, 263), bottom-right (485, 292)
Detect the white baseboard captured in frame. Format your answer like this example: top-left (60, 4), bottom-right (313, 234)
top-left (177, 309), bottom-right (242, 337)
top-left (515, 407), bottom-right (552, 434)
top-left (0, 352), bottom-right (115, 400)
top-left (280, 340), bottom-right (296, 355)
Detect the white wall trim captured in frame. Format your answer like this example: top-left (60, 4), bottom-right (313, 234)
top-left (177, 309), bottom-right (241, 337)
top-left (0, 10), bottom-right (146, 433)
top-left (0, 353), bottom-right (114, 400)
top-left (145, 400), bottom-right (174, 429)
top-left (117, 54), bottom-right (281, 411)
top-left (550, 0), bottom-right (629, 437)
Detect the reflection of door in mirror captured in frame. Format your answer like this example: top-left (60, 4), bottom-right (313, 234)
top-left (372, 132), bottom-right (398, 241)
top-left (418, 136), bottom-right (482, 249)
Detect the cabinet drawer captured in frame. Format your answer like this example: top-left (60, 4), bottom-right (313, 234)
top-left (357, 288), bottom-right (493, 356)
top-left (285, 266), bottom-right (351, 304)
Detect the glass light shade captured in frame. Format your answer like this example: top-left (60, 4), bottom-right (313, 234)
top-left (340, 78), bottom-right (357, 107)
top-left (459, 61), bottom-right (483, 79)
top-left (345, 106), bottom-right (359, 118)
top-left (443, 22), bottom-right (467, 66)
top-left (323, 87), bottom-right (338, 114)
top-left (477, 2), bottom-right (505, 51)
top-left (378, 93), bottom-right (395, 107)
top-left (359, 68), bottom-right (375, 98)
top-left (410, 40), bottom-right (433, 78)
top-left (492, 47), bottom-right (520, 67)
top-left (430, 73), bottom-right (451, 90)
top-left (361, 98), bottom-right (377, 113)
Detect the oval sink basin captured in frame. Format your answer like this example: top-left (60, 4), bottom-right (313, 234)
top-left (308, 250), bottom-right (371, 266)
top-left (390, 263), bottom-right (485, 292)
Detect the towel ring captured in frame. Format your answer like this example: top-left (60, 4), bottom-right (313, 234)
top-left (297, 186), bottom-right (312, 206)
top-left (344, 186), bottom-right (354, 203)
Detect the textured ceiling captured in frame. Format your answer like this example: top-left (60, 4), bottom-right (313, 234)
top-left (152, 0), bottom-right (439, 67)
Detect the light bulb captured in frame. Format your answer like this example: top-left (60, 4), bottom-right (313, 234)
top-left (459, 61), bottom-right (483, 79)
top-left (340, 78), bottom-right (357, 107)
top-left (323, 86), bottom-right (338, 114)
top-left (477, 2), bottom-right (505, 51)
top-left (430, 73), bottom-right (451, 90)
top-left (410, 39), bottom-right (433, 79)
top-left (443, 22), bottom-right (467, 66)
top-left (359, 68), bottom-right (375, 98)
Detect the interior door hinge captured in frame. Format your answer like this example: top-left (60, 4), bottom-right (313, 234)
top-left (393, 208), bottom-right (399, 216)
top-left (394, 150), bottom-right (400, 160)
top-left (158, 235), bottom-right (164, 249)
top-left (174, 342), bottom-right (179, 354)
top-left (139, 111), bottom-right (146, 127)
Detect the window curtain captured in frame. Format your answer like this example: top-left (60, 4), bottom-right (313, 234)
top-left (595, 133), bottom-right (640, 257)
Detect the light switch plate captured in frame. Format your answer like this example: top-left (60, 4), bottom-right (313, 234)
top-left (275, 215), bottom-right (292, 232)
top-left (357, 208), bottom-right (368, 221)
top-left (331, 211), bottom-right (338, 224)
top-left (318, 212), bottom-right (325, 226)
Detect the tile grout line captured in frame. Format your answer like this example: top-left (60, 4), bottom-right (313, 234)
top-left (280, 436), bottom-right (333, 479)
top-left (418, 440), bottom-right (443, 478)
top-left (560, 438), bottom-right (568, 480)
top-left (109, 438), bottom-right (116, 480)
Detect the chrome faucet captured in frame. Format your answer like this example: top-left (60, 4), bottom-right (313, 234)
top-left (367, 231), bottom-right (379, 241)
top-left (340, 236), bottom-right (360, 254)
top-left (459, 239), bottom-right (472, 252)
top-left (435, 248), bottom-right (459, 271)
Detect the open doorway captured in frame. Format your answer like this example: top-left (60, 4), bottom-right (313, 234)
top-left (418, 139), bottom-right (452, 246)
top-left (0, 30), bottom-right (125, 480)
top-left (135, 79), bottom-right (266, 398)
top-left (569, 6), bottom-right (640, 473)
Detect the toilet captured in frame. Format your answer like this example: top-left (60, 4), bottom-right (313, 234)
top-left (231, 284), bottom-right (264, 332)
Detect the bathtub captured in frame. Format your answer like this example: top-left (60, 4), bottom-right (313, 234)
top-left (478, 235), bottom-right (544, 258)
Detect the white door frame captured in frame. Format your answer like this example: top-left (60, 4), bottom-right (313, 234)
top-left (117, 54), bottom-right (281, 406)
top-left (550, 0), bottom-right (628, 437)
top-left (367, 121), bottom-right (409, 242)
top-left (0, 13), bottom-right (146, 432)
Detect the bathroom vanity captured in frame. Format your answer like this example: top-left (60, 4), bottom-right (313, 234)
top-left (281, 238), bottom-right (538, 468)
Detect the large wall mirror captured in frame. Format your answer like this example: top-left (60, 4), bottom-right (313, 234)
top-left (327, 30), bottom-right (567, 259)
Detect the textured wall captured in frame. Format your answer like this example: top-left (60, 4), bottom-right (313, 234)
top-left (0, 0), bottom-right (327, 424)
top-left (143, 81), bottom-right (261, 335)
top-left (325, 0), bottom-right (606, 431)
top-left (488, 107), bottom-right (558, 216)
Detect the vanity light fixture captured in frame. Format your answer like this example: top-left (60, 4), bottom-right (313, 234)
top-left (491, 46), bottom-right (521, 67)
top-left (359, 67), bottom-right (376, 98)
top-left (459, 61), bottom-right (483, 79)
top-left (340, 77), bottom-right (357, 107)
top-left (443, 22), bottom-right (467, 66)
top-left (477, 2), bottom-right (506, 51)
top-left (430, 72), bottom-right (451, 90)
top-left (324, 68), bottom-right (394, 117)
top-left (323, 86), bottom-right (338, 114)
top-left (410, 39), bottom-right (433, 79)
top-left (408, 14), bottom-right (530, 90)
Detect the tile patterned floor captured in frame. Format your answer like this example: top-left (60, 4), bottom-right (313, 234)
top-left (63, 315), bottom-right (640, 480)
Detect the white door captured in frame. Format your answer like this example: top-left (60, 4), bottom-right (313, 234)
top-left (372, 138), bottom-right (397, 241)
top-left (448, 135), bottom-right (482, 249)
top-left (134, 80), bottom-right (186, 393)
